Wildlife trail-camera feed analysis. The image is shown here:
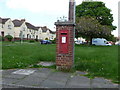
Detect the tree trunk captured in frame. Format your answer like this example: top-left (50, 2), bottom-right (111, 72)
top-left (90, 37), bottom-right (92, 45)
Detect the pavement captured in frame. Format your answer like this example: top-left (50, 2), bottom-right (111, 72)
top-left (0, 68), bottom-right (119, 89)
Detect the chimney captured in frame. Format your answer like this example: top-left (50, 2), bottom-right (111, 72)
top-left (68, 0), bottom-right (75, 23)
top-left (21, 19), bottom-right (25, 22)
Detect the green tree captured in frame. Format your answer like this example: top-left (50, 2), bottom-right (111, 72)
top-left (76, 16), bottom-right (112, 45)
top-left (5, 35), bottom-right (13, 41)
top-left (76, 1), bottom-right (116, 30)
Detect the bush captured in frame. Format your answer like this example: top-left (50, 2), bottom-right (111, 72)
top-left (51, 38), bottom-right (56, 44)
top-left (5, 35), bottom-right (13, 41)
top-left (0, 36), bottom-right (4, 41)
top-left (29, 40), bottom-right (35, 43)
top-left (45, 38), bottom-right (48, 40)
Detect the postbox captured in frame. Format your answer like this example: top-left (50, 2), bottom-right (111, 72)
top-left (59, 30), bottom-right (69, 54)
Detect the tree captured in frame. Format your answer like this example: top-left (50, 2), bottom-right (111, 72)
top-left (5, 35), bottom-right (13, 41)
top-left (76, 16), bottom-right (112, 45)
top-left (76, 1), bottom-right (116, 30)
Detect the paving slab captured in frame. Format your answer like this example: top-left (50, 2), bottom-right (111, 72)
top-left (1, 68), bottom-right (119, 88)
top-left (65, 75), bottom-right (91, 88)
top-left (0, 78), bottom-right (2, 84)
top-left (41, 79), bottom-right (66, 88)
top-left (91, 77), bottom-right (118, 88)
top-left (15, 74), bottom-right (45, 87)
top-left (2, 84), bottom-right (20, 88)
top-left (2, 69), bottom-right (17, 77)
top-left (2, 78), bottom-right (21, 84)
top-left (30, 68), bottom-right (53, 79)
top-left (36, 68), bottom-right (54, 73)
top-left (3, 74), bottom-right (27, 80)
top-left (47, 72), bottom-right (71, 82)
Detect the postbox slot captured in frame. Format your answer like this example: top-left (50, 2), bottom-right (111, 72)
top-left (61, 33), bottom-right (67, 35)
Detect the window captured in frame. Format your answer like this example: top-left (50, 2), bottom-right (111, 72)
top-left (23, 35), bottom-right (25, 38)
top-left (8, 25), bottom-right (11, 29)
top-left (33, 35), bottom-right (34, 38)
top-left (29, 29), bottom-right (31, 32)
top-left (29, 35), bottom-right (31, 38)
top-left (23, 27), bottom-right (25, 31)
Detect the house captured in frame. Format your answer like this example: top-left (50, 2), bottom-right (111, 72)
top-left (36, 26), bottom-right (43, 40)
top-left (0, 18), bottom-right (2, 36)
top-left (40, 26), bottom-right (56, 40)
top-left (12, 19), bottom-right (27, 41)
top-left (1, 18), bottom-right (14, 37)
top-left (25, 22), bottom-right (39, 40)
top-left (0, 17), bottom-right (56, 41)
top-left (49, 30), bottom-right (56, 40)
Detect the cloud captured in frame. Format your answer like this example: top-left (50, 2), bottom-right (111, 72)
top-left (6, 0), bottom-right (69, 14)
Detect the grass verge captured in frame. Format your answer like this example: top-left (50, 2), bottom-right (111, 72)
top-left (2, 42), bottom-right (119, 83)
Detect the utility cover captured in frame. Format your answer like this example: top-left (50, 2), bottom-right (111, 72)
top-left (12, 69), bottom-right (36, 75)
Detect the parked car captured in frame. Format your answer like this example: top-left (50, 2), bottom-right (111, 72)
top-left (115, 41), bottom-right (120, 45)
top-left (40, 40), bottom-right (51, 44)
top-left (75, 40), bottom-right (86, 45)
top-left (92, 38), bottom-right (112, 46)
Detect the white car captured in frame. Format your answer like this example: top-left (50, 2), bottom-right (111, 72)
top-left (75, 41), bottom-right (83, 44)
top-left (115, 41), bottom-right (120, 45)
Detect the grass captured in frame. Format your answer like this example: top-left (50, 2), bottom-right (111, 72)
top-left (2, 42), bottom-right (56, 69)
top-left (2, 42), bottom-right (119, 83)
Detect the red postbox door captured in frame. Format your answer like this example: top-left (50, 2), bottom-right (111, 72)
top-left (59, 30), bottom-right (69, 54)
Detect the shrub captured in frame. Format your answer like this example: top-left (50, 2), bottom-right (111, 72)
top-left (51, 38), bottom-right (56, 44)
top-left (0, 36), bottom-right (4, 41)
top-left (5, 35), bottom-right (13, 41)
top-left (29, 40), bottom-right (35, 43)
top-left (45, 38), bottom-right (48, 40)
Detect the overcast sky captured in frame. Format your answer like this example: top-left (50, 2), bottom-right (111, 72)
top-left (0, 0), bottom-right (119, 37)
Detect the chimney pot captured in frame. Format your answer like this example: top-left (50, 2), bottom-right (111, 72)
top-left (21, 19), bottom-right (25, 22)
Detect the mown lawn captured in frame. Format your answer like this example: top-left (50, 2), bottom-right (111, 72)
top-left (2, 42), bottom-right (119, 83)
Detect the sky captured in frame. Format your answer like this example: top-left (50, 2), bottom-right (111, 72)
top-left (0, 0), bottom-right (119, 37)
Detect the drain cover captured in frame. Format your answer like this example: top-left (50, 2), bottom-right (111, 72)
top-left (12, 69), bottom-right (36, 75)
top-left (37, 62), bottom-right (55, 66)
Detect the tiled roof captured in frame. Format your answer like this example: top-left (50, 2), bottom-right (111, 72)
top-left (12, 19), bottom-right (23, 27)
top-left (25, 22), bottom-right (38, 30)
top-left (41, 26), bottom-right (56, 34)
top-left (36, 26), bottom-right (41, 30)
top-left (49, 30), bottom-right (56, 34)
top-left (2, 18), bottom-right (10, 24)
top-left (41, 26), bottom-right (48, 32)
top-left (0, 18), bottom-right (2, 23)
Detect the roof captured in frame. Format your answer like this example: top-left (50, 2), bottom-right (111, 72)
top-left (0, 18), bottom-right (2, 23)
top-left (12, 19), bottom-right (23, 27)
top-left (36, 26), bottom-right (41, 30)
top-left (49, 30), bottom-right (56, 34)
top-left (2, 18), bottom-right (10, 24)
top-left (25, 22), bottom-right (38, 30)
top-left (41, 26), bottom-right (48, 32)
top-left (41, 26), bottom-right (56, 34)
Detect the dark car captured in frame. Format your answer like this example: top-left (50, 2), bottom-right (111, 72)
top-left (40, 40), bottom-right (51, 44)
